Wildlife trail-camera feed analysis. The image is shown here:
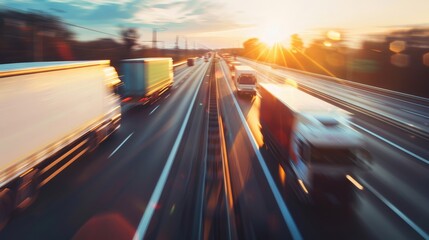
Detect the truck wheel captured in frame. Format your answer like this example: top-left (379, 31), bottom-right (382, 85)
top-left (0, 188), bottom-right (13, 230)
top-left (15, 169), bottom-right (40, 210)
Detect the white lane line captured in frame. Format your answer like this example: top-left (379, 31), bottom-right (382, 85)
top-left (149, 105), bottom-right (160, 115)
top-left (165, 93), bottom-right (171, 99)
top-left (108, 132), bottom-right (134, 159)
top-left (174, 67), bottom-right (191, 80)
top-left (133, 63), bottom-right (209, 240)
top-left (349, 122), bottom-right (429, 165)
top-left (172, 62), bottom-right (204, 88)
top-left (359, 179), bottom-right (429, 240)
top-left (220, 63), bottom-right (303, 240)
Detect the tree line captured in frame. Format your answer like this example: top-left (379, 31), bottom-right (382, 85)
top-left (241, 30), bottom-right (429, 98)
top-left (0, 9), bottom-right (207, 72)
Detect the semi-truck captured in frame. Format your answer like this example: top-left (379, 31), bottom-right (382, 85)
top-left (120, 58), bottom-right (173, 104)
top-left (234, 65), bottom-right (257, 96)
top-left (0, 61), bottom-right (122, 228)
top-left (187, 58), bottom-right (195, 66)
top-left (259, 83), bottom-right (370, 206)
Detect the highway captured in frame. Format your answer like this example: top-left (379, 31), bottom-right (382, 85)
top-left (221, 58), bottom-right (429, 239)
top-left (0, 59), bottom-right (211, 239)
top-left (1, 56), bottom-right (429, 240)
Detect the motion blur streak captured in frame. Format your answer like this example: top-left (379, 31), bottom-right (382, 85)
top-left (40, 140), bottom-right (86, 175)
top-left (219, 115), bottom-right (234, 209)
top-left (359, 178), bottom-right (429, 240)
top-left (278, 165), bottom-right (286, 186)
top-left (220, 63), bottom-right (303, 240)
top-left (40, 148), bottom-right (87, 187)
top-left (108, 133), bottom-right (134, 158)
top-left (133, 63), bottom-right (209, 240)
top-left (297, 180), bottom-right (309, 194)
top-left (349, 122), bottom-right (429, 165)
top-left (346, 175), bottom-right (364, 190)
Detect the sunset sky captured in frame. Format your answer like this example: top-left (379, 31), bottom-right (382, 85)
top-left (1, 0), bottom-right (429, 49)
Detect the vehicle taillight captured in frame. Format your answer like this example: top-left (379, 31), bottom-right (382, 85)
top-left (122, 97), bottom-right (132, 103)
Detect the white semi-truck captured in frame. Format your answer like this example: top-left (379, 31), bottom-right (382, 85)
top-left (234, 65), bottom-right (257, 96)
top-left (0, 61), bottom-right (121, 228)
top-left (259, 83), bottom-right (370, 205)
top-left (120, 58), bottom-right (173, 104)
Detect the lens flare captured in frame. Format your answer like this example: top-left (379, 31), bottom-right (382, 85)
top-left (260, 25), bottom-right (283, 47)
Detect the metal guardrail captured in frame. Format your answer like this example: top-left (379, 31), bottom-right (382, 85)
top-left (173, 61), bottom-right (187, 69)
top-left (240, 57), bottom-right (429, 106)
top-left (241, 58), bottom-right (429, 140)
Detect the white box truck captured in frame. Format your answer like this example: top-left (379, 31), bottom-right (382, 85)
top-left (259, 83), bottom-right (370, 206)
top-left (0, 61), bottom-right (121, 228)
top-left (120, 58), bottom-right (173, 104)
top-left (234, 65), bottom-right (257, 96)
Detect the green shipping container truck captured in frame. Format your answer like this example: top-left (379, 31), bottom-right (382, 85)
top-left (120, 58), bottom-right (173, 104)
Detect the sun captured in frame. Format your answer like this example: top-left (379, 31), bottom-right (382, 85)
top-left (259, 25), bottom-right (284, 47)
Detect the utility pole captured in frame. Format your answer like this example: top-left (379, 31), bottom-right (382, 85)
top-left (152, 28), bottom-right (157, 49)
top-left (175, 35), bottom-right (179, 49)
top-left (152, 27), bottom-right (167, 49)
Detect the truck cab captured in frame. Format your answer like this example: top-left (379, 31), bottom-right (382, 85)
top-left (290, 114), bottom-right (369, 205)
top-left (234, 65), bottom-right (257, 96)
top-left (258, 83), bottom-right (371, 206)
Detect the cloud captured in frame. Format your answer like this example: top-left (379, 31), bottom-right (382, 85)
top-left (129, 1), bottom-right (206, 25)
top-left (131, 3), bottom-right (200, 25)
top-left (48, 0), bottom-right (134, 10)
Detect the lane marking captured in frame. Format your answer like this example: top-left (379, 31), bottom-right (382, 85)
top-left (133, 62), bottom-right (209, 240)
top-left (149, 105), bottom-right (160, 115)
top-left (174, 67), bottom-right (192, 80)
top-left (165, 93), bottom-right (171, 99)
top-left (172, 62), bottom-right (204, 88)
top-left (220, 63), bottom-right (303, 240)
top-left (108, 132), bottom-right (134, 159)
top-left (349, 122), bottom-right (429, 165)
top-left (359, 179), bottom-right (429, 239)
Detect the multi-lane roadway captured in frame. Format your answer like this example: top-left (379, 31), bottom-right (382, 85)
top-left (1, 56), bottom-right (428, 240)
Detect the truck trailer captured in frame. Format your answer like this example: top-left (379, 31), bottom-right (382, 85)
top-left (120, 58), bottom-right (173, 104)
top-left (259, 83), bottom-right (370, 206)
top-left (0, 61), bottom-right (122, 228)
